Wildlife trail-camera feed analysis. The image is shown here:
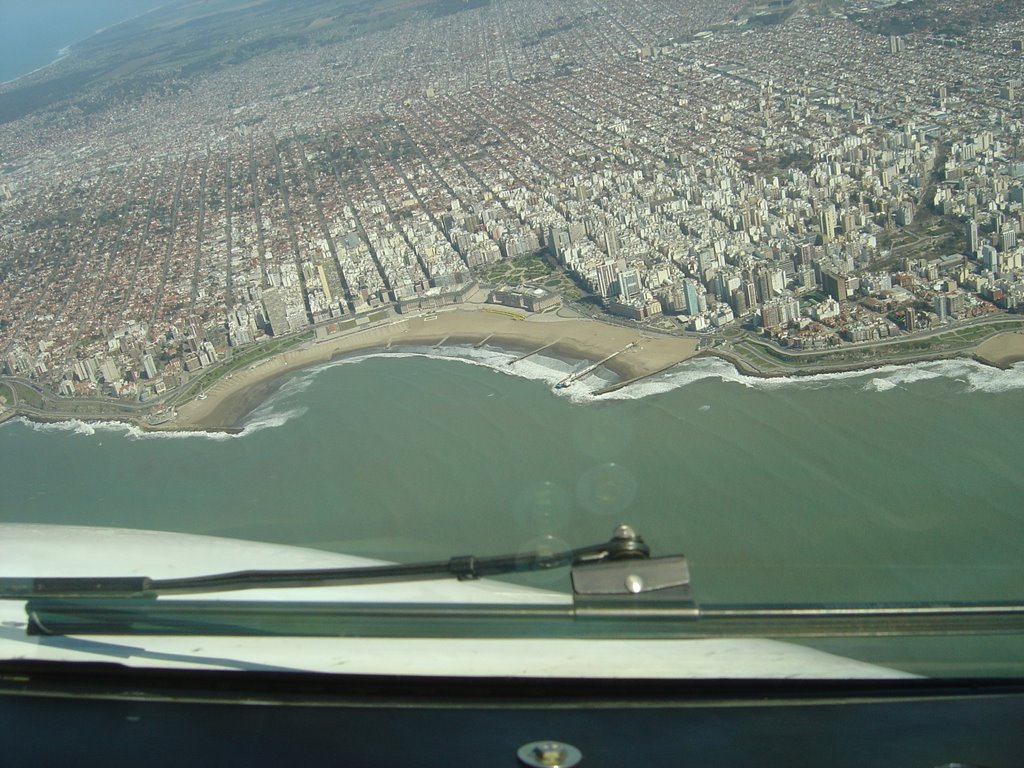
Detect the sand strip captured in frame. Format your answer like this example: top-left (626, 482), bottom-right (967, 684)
top-left (165, 308), bottom-right (699, 430)
top-left (973, 330), bottom-right (1024, 369)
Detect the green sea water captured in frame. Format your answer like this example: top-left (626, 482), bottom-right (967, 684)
top-left (2, 351), bottom-right (1023, 606)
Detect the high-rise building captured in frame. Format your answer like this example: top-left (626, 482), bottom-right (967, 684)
top-left (819, 205), bottom-right (837, 244)
top-left (795, 243), bottom-right (816, 267)
top-left (261, 287), bottom-right (290, 336)
top-left (821, 270), bottom-right (848, 302)
top-left (999, 225), bottom-right (1017, 252)
top-left (760, 296), bottom-right (800, 329)
top-left (73, 359), bottom-right (97, 383)
top-left (603, 230), bottom-right (619, 258)
top-left (618, 268), bottom-right (642, 301)
top-left (895, 203), bottom-right (915, 227)
top-left (966, 219), bottom-right (979, 254)
top-left (761, 301), bottom-right (783, 330)
top-left (715, 270), bottom-right (742, 300)
top-left (798, 265), bottom-right (817, 289)
top-left (142, 354), bottom-right (158, 380)
top-left (99, 359), bottom-right (120, 384)
top-left (698, 249), bottom-right (723, 274)
top-left (889, 35), bottom-right (905, 54)
top-left (682, 279), bottom-right (705, 316)
top-left (593, 262), bottom-right (619, 298)
top-left (730, 287), bottom-right (748, 316)
top-left (741, 280), bottom-right (758, 311)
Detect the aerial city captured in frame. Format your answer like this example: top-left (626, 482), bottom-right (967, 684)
top-left (2, 0), bottom-right (1024, 430)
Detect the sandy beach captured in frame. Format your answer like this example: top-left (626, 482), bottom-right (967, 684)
top-left (8, 312), bottom-right (1022, 434)
top-left (163, 307), bottom-right (699, 430)
top-left (973, 330), bottom-right (1024, 368)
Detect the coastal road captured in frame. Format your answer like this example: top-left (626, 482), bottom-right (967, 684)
top-left (737, 313), bottom-right (1023, 359)
top-left (729, 313), bottom-right (1024, 370)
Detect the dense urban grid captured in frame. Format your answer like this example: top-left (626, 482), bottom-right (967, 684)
top-left (1, 0), bottom-right (1024, 403)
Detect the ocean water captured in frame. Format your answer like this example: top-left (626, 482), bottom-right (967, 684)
top-left (3, 350), bottom-right (1024, 606)
top-left (0, 0), bottom-right (159, 83)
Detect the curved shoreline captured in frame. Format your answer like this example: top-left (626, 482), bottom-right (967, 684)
top-left (167, 309), bottom-right (699, 429)
top-left (148, 323), bottom-right (1024, 430)
top-left (3, 313), bottom-right (1023, 435)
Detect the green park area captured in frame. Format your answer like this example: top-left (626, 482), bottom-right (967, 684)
top-left (11, 382), bottom-right (43, 410)
top-left (478, 251), bottom-right (553, 284)
top-left (477, 251), bottom-right (584, 300)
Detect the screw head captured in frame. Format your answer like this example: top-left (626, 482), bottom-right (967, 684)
top-left (625, 573), bottom-right (644, 593)
top-left (517, 740), bottom-right (582, 768)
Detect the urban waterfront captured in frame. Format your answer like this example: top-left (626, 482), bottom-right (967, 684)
top-left (4, 0), bottom-right (1024, 417)
top-left (3, 354), bottom-right (1023, 606)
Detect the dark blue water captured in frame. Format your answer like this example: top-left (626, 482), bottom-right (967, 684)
top-left (0, 0), bottom-right (159, 83)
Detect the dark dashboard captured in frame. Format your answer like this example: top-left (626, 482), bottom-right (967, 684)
top-left (2, 662), bottom-right (1020, 767)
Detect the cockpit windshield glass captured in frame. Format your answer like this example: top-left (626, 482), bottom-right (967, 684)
top-left (1, 0), bottom-right (1023, 680)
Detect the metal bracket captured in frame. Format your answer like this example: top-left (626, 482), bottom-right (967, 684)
top-left (571, 555), bottom-right (690, 596)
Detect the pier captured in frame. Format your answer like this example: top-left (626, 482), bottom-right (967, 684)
top-left (433, 335), bottom-right (450, 348)
top-left (508, 339), bottom-right (560, 365)
top-left (555, 342), bottom-right (636, 389)
top-left (474, 334), bottom-right (494, 349)
top-left (592, 360), bottom-right (681, 396)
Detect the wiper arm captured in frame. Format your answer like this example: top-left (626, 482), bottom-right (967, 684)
top-left (0, 524), bottom-right (657, 600)
top-left (9, 524), bottom-right (1024, 640)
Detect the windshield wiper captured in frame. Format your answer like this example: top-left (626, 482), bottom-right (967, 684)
top-left (0, 524), bottom-right (675, 600)
top-left (7, 525), bottom-right (1024, 640)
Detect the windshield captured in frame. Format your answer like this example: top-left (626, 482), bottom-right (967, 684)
top-left (1, 0), bottom-right (1024, 681)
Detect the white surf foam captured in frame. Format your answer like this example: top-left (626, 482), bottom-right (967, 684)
top-left (12, 350), bottom-right (1023, 441)
top-left (318, 345), bottom-right (580, 390)
top-left (595, 354), bottom-right (1024, 400)
top-left (11, 401), bottom-right (310, 441)
top-left (863, 377), bottom-right (898, 393)
top-left (850, 359), bottom-right (1024, 394)
top-left (947, 359), bottom-right (1024, 392)
top-left (18, 418), bottom-right (135, 437)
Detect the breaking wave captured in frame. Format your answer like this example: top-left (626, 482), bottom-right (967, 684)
top-left (324, 344), bottom-right (616, 404)
top-left (276, 344), bottom-right (1024, 403)
top-left (12, 405), bottom-right (309, 441)
top-left (9, 349), bottom-right (1023, 441)
top-left (606, 356), bottom-right (1024, 399)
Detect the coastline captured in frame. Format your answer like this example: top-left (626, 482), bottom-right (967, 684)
top-left (705, 323), bottom-right (1024, 380)
top-left (166, 317), bottom-right (1024, 431)
top-left (1, 3), bottom-right (168, 87)
top-left (163, 308), bottom-right (700, 430)
top-left (0, 52), bottom-right (70, 88)
top-left (5, 312), bottom-right (1024, 436)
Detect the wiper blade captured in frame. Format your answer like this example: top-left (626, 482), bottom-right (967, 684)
top-left (0, 525), bottom-right (656, 600)
top-left (20, 598), bottom-right (1024, 639)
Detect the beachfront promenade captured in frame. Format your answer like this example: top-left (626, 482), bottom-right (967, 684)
top-left (4, 300), bottom-right (1024, 432)
top-left (165, 307), bottom-right (700, 429)
top-left (171, 300), bottom-right (1024, 424)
